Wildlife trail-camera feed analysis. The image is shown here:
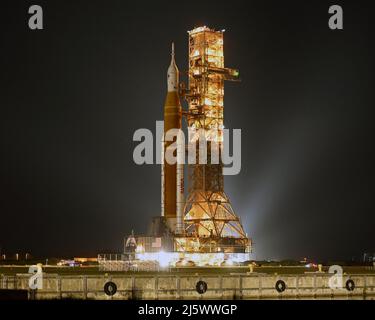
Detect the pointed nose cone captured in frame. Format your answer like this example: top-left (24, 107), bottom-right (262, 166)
top-left (167, 42), bottom-right (179, 92)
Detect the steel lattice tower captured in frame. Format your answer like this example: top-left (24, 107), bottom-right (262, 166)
top-left (176, 27), bottom-right (250, 254)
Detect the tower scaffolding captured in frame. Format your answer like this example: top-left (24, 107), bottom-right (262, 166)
top-left (175, 26), bottom-right (251, 254)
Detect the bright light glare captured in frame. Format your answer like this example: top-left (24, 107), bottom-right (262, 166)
top-left (158, 251), bottom-right (170, 268)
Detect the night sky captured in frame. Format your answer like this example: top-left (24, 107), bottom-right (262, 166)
top-left (1, 0), bottom-right (374, 260)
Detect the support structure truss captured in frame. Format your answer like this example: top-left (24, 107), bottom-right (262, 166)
top-left (180, 26), bottom-right (251, 254)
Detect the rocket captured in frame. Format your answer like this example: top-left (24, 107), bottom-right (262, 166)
top-left (161, 43), bottom-right (184, 234)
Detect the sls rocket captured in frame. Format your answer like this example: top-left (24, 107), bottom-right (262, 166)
top-left (161, 43), bottom-right (184, 234)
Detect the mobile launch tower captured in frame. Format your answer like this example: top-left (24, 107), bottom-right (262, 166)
top-left (118, 26), bottom-right (251, 268)
top-left (174, 27), bottom-right (250, 256)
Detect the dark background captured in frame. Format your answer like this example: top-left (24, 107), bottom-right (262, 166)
top-left (1, 0), bottom-right (374, 260)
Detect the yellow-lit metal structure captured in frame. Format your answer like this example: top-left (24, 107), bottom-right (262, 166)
top-left (176, 26), bottom-right (250, 254)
